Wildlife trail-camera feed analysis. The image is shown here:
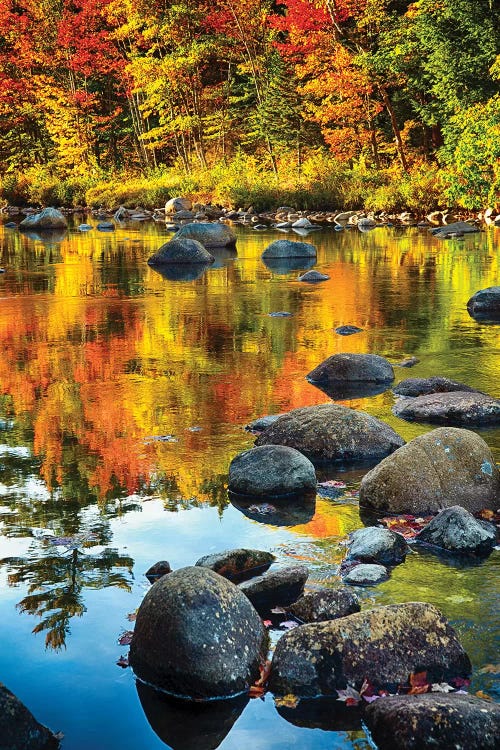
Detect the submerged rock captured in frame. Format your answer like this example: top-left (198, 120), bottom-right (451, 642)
top-left (228, 445), bottom-right (316, 496)
top-left (238, 565), bottom-right (308, 612)
top-left (129, 566), bottom-right (267, 699)
top-left (268, 602), bottom-right (471, 697)
top-left (415, 506), bottom-right (497, 556)
top-left (359, 427), bottom-right (499, 515)
top-left (245, 414), bottom-right (285, 432)
top-left (0, 681), bottom-right (60, 750)
top-left (297, 270), bottom-right (329, 282)
top-left (286, 587), bottom-right (360, 623)
top-left (334, 325), bottom-right (363, 336)
top-left (364, 693), bottom-right (500, 750)
top-left (393, 391), bottom-right (500, 426)
top-left (342, 563), bottom-right (389, 586)
top-left (467, 286), bottom-right (500, 321)
top-left (307, 353), bottom-right (394, 386)
top-left (255, 403), bottom-right (404, 465)
top-left (393, 377), bottom-right (477, 397)
top-left (148, 238), bottom-right (215, 265)
top-left (346, 527), bottom-right (408, 566)
top-left (173, 222), bottom-right (236, 248)
top-left (195, 549), bottom-right (275, 582)
top-left (261, 239), bottom-right (317, 259)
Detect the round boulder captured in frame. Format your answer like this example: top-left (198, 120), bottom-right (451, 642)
top-left (307, 353), bottom-right (394, 385)
top-left (393, 377), bottom-right (477, 397)
top-left (238, 565), bottom-right (308, 612)
top-left (19, 207), bottom-right (67, 231)
top-left (173, 222), bottom-right (236, 248)
top-left (195, 549), bottom-right (275, 582)
top-left (393, 391), bottom-right (500, 426)
top-left (364, 693), bottom-right (500, 750)
top-left (261, 239), bottom-right (317, 259)
top-left (346, 527), bottom-right (408, 566)
top-left (359, 427), bottom-right (500, 515)
top-left (342, 563), bottom-right (389, 586)
top-left (467, 286), bottom-right (500, 321)
top-left (228, 445), bottom-right (316, 497)
top-left (165, 196), bottom-right (192, 214)
top-left (129, 566), bottom-right (267, 699)
top-left (297, 270), bottom-right (329, 282)
top-left (286, 587), bottom-right (360, 623)
top-left (268, 602), bottom-right (471, 697)
top-left (415, 506), bottom-right (497, 556)
top-left (148, 238), bottom-right (215, 265)
top-left (255, 403), bottom-right (404, 465)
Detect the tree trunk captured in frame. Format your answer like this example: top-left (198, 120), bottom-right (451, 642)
top-left (379, 86), bottom-right (409, 173)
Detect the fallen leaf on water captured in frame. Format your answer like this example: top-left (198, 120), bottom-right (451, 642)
top-left (118, 630), bottom-right (134, 646)
top-left (116, 655), bottom-right (129, 668)
top-left (408, 671), bottom-right (430, 695)
top-left (450, 676), bottom-right (471, 689)
top-left (479, 664), bottom-right (500, 674)
top-left (431, 683), bottom-right (454, 693)
top-left (271, 606), bottom-right (286, 614)
top-left (263, 619), bottom-right (272, 628)
top-left (317, 480), bottom-right (347, 489)
top-left (336, 687), bottom-right (361, 705)
top-left (275, 694), bottom-right (299, 709)
top-left (380, 515), bottom-right (433, 539)
top-left (475, 690), bottom-right (493, 701)
top-left (247, 503), bottom-right (277, 515)
top-left (249, 660), bottom-right (271, 698)
top-left (126, 611), bottom-right (137, 622)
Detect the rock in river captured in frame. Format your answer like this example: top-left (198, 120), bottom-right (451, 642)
top-left (393, 376), bottom-right (477, 397)
top-left (228, 445), bottom-right (316, 496)
top-left (307, 353), bottom-right (394, 386)
top-left (255, 403), bottom-right (404, 465)
top-left (393, 390), bottom-right (500, 426)
top-left (467, 286), bottom-right (500, 321)
top-left (346, 527), bottom-right (408, 566)
top-left (195, 548), bottom-right (275, 582)
top-left (268, 602), bottom-right (471, 697)
top-left (261, 239), bottom-right (317, 259)
top-left (359, 427), bottom-right (499, 515)
top-left (297, 270), bottom-right (329, 282)
top-left (145, 560), bottom-right (172, 584)
top-left (364, 693), bottom-right (500, 750)
top-left (286, 587), bottom-right (360, 623)
top-left (148, 238), bottom-right (215, 265)
top-left (129, 566), bottom-right (268, 699)
top-left (238, 565), bottom-right (308, 612)
top-left (415, 506), bottom-right (497, 557)
top-left (173, 222), bottom-right (236, 248)
top-left (19, 207), bottom-right (67, 231)
top-left (0, 681), bottom-right (60, 750)
top-left (341, 563), bottom-right (389, 586)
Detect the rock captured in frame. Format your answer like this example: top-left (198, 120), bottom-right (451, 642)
top-left (145, 560), bottom-right (172, 584)
top-left (334, 325), bottom-right (363, 336)
top-left (228, 445), bottom-right (316, 497)
top-left (0, 682), bottom-right (59, 750)
top-left (393, 377), bottom-right (477, 397)
top-left (238, 565), bottom-right (308, 612)
top-left (129, 566), bottom-right (267, 699)
top-left (334, 211), bottom-right (358, 223)
top-left (255, 404), bottom-right (404, 465)
top-left (195, 549), bottom-right (275, 582)
top-left (431, 221), bottom-right (479, 237)
top-left (96, 221), bottom-right (114, 230)
top-left (230, 494), bottom-right (316, 527)
top-left (415, 506), bottom-right (497, 556)
top-left (261, 239), bottom-right (317, 259)
top-left (396, 356), bottom-right (419, 367)
top-left (268, 602), bottom-right (471, 697)
top-left (165, 197), bottom-right (192, 214)
top-left (78, 223), bottom-right (93, 231)
top-left (364, 693), bottom-right (500, 750)
top-left (297, 270), bottom-right (329, 282)
top-left (307, 353), bottom-right (394, 386)
top-left (286, 587), bottom-right (360, 623)
top-left (359, 427), bottom-right (499, 515)
top-left (292, 218), bottom-right (312, 228)
top-left (148, 238), bottom-right (215, 265)
top-left (172, 209), bottom-right (195, 220)
top-left (467, 286), bottom-right (500, 321)
top-left (358, 217), bottom-right (377, 228)
top-left (245, 414), bottom-right (285, 432)
top-left (342, 563), bottom-right (389, 585)
top-left (173, 222), bottom-right (236, 248)
top-left (346, 527), bottom-right (408, 566)
top-left (19, 207), bottom-right (67, 231)
top-left (4, 221), bottom-right (17, 228)
top-left (393, 391), bottom-right (500, 426)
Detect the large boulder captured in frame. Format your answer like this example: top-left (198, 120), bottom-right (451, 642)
top-left (148, 238), bottom-right (215, 265)
top-left (19, 207), bottom-right (67, 231)
top-left (415, 506), bottom-right (497, 556)
top-left (346, 527), bottom-right (408, 566)
top-left (364, 693), bottom-right (500, 750)
top-left (238, 565), bottom-right (308, 612)
top-left (255, 403), bottom-right (404, 465)
top-left (0, 682), bottom-right (59, 750)
top-left (268, 602), bottom-right (471, 697)
top-left (195, 549), bottom-right (275, 582)
top-left (467, 286), bottom-right (500, 321)
top-left (359, 427), bottom-right (499, 515)
top-left (165, 196), bottom-right (192, 214)
top-left (129, 566), bottom-right (268, 699)
top-left (173, 222), bottom-right (236, 248)
top-left (307, 353), bottom-right (394, 386)
top-left (393, 391), bottom-right (500, 426)
top-left (261, 240), bottom-right (317, 259)
top-left (228, 445), bottom-right (316, 496)
top-left (286, 587), bottom-right (360, 623)
top-left (393, 377), bottom-right (477, 397)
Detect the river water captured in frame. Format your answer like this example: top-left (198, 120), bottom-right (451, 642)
top-left (0, 218), bottom-right (498, 749)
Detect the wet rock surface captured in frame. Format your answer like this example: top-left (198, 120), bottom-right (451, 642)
top-left (393, 390), bottom-right (500, 426)
top-left (0, 682), bottom-right (60, 750)
top-left (342, 563), bottom-right (389, 586)
top-left (228, 445), bottom-right (317, 496)
top-left (245, 414), bottom-right (285, 433)
top-left (19, 207), bottom-right (67, 231)
top-left (255, 403), bottom-right (404, 465)
top-left (467, 286), bottom-right (500, 321)
top-left (195, 548), bottom-right (275, 582)
top-left (415, 506), bottom-right (497, 556)
top-left (431, 221), bottom-right (479, 237)
top-left (129, 566), bottom-right (267, 699)
top-left (346, 527), bottom-right (408, 566)
top-left (297, 270), bottom-right (329, 282)
top-left (145, 560), bottom-right (172, 584)
top-left (238, 565), bottom-right (308, 612)
top-left (261, 239), bottom-right (317, 259)
top-left (286, 587), bottom-right (360, 623)
top-left (359, 427), bottom-right (499, 515)
top-left (268, 602), bottom-right (471, 697)
top-left (334, 325), bottom-right (363, 336)
top-left (148, 238), bottom-right (215, 265)
top-left (393, 376), bottom-right (478, 397)
top-left (364, 693), bottom-right (500, 750)
top-left (307, 353), bottom-right (394, 385)
top-left (230, 494), bottom-right (316, 527)
top-left (173, 222), bottom-right (236, 248)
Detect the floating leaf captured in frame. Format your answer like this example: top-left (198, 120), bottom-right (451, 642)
top-left (408, 670), bottom-right (430, 694)
top-left (116, 655), bottom-right (129, 668)
top-left (262, 619), bottom-right (272, 628)
top-left (479, 664), bottom-right (500, 674)
top-left (317, 480), bottom-right (347, 489)
top-left (247, 503), bottom-right (277, 515)
top-left (475, 690), bottom-right (493, 701)
top-left (379, 515), bottom-right (434, 539)
top-left (280, 620), bottom-right (299, 630)
top-left (275, 694), bottom-right (299, 709)
top-left (126, 611), bottom-right (137, 622)
top-left (118, 630), bottom-right (134, 646)
top-left (249, 660), bottom-right (271, 698)
top-left (336, 687), bottom-right (361, 705)
top-left (271, 606), bottom-right (286, 614)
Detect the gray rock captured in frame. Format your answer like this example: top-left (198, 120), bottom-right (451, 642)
top-left (145, 560), bottom-right (172, 584)
top-left (129, 566), bottom-right (267, 699)
top-left (393, 377), bottom-right (477, 397)
top-left (96, 221), bottom-right (114, 230)
top-left (195, 549), bottom-right (275, 582)
top-left (4, 221), bottom-right (17, 228)
top-left (297, 270), bottom-right (329, 282)
top-left (359, 427), bottom-right (499, 515)
top-left (292, 218), bottom-right (312, 228)
top-left (148, 238), bottom-right (215, 265)
top-left (19, 207), bottom-right (67, 231)
top-left (364, 693), bottom-right (500, 750)
top-left (238, 565), bottom-right (308, 612)
top-left (228, 445), bottom-right (316, 496)
top-left (173, 222), bottom-right (236, 248)
top-left (467, 286), bottom-right (500, 321)
top-left (393, 391), bottom-right (500, 426)
top-left (261, 240), bottom-right (317, 259)
top-left (268, 602), bottom-right (471, 697)
top-left (347, 527), bottom-right (408, 566)
top-left (78, 223), bottom-right (93, 231)
top-left (431, 221), bottom-right (479, 237)
top-left (415, 506), bottom-right (497, 556)
top-left (334, 325), bottom-right (363, 336)
top-left (165, 196), bottom-right (192, 214)
top-left (255, 403), bottom-right (404, 465)
top-left (245, 414), bottom-right (285, 432)
top-left (396, 356), bottom-right (420, 368)
top-left (286, 587), bottom-right (360, 623)
top-left (342, 563), bottom-right (389, 586)
top-left (307, 353), bottom-right (394, 385)
top-left (0, 682), bottom-right (59, 750)
top-left (172, 209), bottom-right (195, 220)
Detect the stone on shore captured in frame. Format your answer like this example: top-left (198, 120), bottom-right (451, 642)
top-left (393, 377), bottom-right (477, 397)
top-left (393, 391), bottom-right (500, 426)
top-left (195, 549), bottom-right (275, 582)
top-left (165, 197), bottom-right (192, 214)
top-left (359, 427), bottom-right (499, 515)
top-left (129, 566), bottom-right (267, 699)
top-left (238, 565), bottom-right (308, 612)
top-left (0, 682), bottom-right (60, 750)
top-left (307, 353), bottom-right (394, 386)
top-left (255, 403), bottom-right (404, 465)
top-left (148, 238), bottom-right (215, 265)
top-left (268, 602), bottom-right (471, 697)
top-left (19, 207), bottom-right (67, 231)
top-left (467, 286), bottom-right (500, 321)
top-left (286, 587), bottom-right (360, 623)
top-left (228, 445), bottom-right (316, 496)
top-left (346, 527), bottom-right (408, 566)
top-left (261, 239), bottom-right (317, 259)
top-left (415, 506), bottom-right (497, 556)
top-left (173, 222), bottom-right (236, 248)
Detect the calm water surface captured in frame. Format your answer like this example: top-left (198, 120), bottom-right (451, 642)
top-left (0, 218), bottom-right (499, 749)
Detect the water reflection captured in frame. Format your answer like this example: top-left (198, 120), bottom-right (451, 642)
top-left (229, 492), bottom-right (316, 526)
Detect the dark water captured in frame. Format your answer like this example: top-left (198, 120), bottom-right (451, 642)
top-left (0, 218), bottom-right (498, 749)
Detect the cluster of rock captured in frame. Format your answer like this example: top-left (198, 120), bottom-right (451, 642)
top-left (0, 682), bottom-right (60, 750)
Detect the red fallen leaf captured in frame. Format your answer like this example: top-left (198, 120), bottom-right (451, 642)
top-left (116, 655), bottom-right (129, 668)
top-left (379, 515), bottom-right (433, 539)
top-left (249, 660), bottom-right (271, 698)
top-left (360, 678), bottom-right (376, 698)
top-left (118, 630), bottom-right (134, 646)
top-left (408, 671), bottom-right (430, 695)
top-left (336, 687), bottom-right (361, 705)
top-left (263, 619), bottom-right (272, 628)
top-left (450, 676), bottom-right (471, 689)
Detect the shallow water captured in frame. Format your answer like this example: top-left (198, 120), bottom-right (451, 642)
top-left (0, 218), bottom-right (498, 749)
